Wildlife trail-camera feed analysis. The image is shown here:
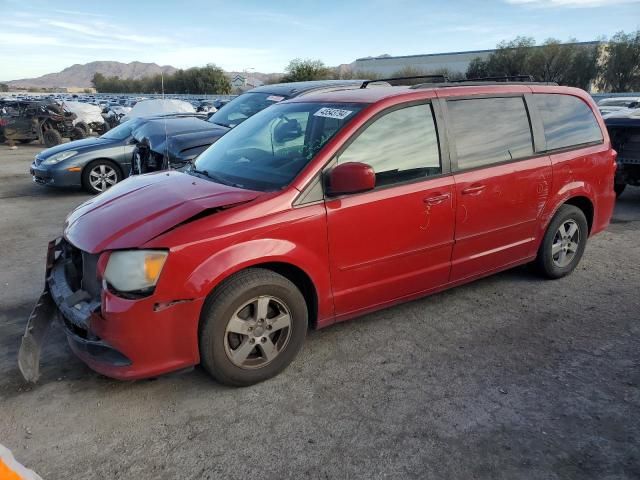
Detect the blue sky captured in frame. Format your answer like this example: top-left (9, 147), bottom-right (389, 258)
top-left (1, 0), bottom-right (639, 80)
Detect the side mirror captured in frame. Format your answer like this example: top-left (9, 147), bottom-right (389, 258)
top-left (327, 162), bottom-right (375, 196)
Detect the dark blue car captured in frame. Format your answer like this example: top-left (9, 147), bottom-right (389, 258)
top-left (30, 113), bottom-right (206, 194)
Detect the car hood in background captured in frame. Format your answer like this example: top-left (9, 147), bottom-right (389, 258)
top-left (131, 117), bottom-right (218, 151)
top-left (64, 171), bottom-right (261, 253)
top-left (157, 125), bottom-right (229, 161)
top-left (37, 137), bottom-right (119, 158)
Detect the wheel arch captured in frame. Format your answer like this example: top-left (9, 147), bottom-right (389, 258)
top-left (184, 239), bottom-right (331, 331)
top-left (563, 196), bottom-right (594, 234)
top-left (81, 157), bottom-right (124, 179)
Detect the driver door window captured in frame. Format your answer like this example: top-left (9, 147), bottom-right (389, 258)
top-left (336, 104), bottom-right (441, 187)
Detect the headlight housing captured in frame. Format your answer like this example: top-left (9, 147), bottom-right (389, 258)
top-left (103, 250), bottom-right (168, 294)
top-left (42, 150), bottom-right (77, 165)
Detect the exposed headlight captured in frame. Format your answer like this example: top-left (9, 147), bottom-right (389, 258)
top-left (103, 250), bottom-right (168, 293)
top-left (42, 150), bottom-right (78, 165)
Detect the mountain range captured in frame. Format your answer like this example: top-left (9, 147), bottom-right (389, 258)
top-left (5, 61), bottom-right (279, 89)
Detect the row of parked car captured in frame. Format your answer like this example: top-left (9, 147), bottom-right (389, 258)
top-left (27, 80), bottom-right (368, 193)
top-left (21, 80), bottom-right (640, 197)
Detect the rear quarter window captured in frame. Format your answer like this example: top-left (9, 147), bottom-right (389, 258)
top-left (533, 94), bottom-right (603, 151)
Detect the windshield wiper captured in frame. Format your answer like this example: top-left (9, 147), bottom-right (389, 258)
top-left (188, 166), bottom-right (239, 187)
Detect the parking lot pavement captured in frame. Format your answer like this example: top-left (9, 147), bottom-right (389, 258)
top-left (0, 144), bottom-right (638, 480)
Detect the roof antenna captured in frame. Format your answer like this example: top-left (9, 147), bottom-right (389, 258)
top-left (161, 70), bottom-right (169, 171)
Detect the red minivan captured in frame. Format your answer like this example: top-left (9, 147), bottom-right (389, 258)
top-left (20, 81), bottom-right (616, 386)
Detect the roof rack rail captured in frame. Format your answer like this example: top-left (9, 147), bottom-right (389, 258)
top-left (360, 75), bottom-right (448, 89)
top-left (451, 75), bottom-right (536, 83)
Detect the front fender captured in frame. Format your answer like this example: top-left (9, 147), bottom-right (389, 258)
top-left (184, 238), bottom-right (334, 327)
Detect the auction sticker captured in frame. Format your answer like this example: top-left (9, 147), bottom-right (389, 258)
top-left (313, 107), bottom-right (354, 120)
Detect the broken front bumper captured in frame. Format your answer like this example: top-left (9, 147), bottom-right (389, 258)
top-left (18, 239), bottom-right (131, 383)
top-left (19, 239), bottom-right (204, 382)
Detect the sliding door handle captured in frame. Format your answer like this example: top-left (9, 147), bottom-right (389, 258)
top-left (424, 193), bottom-right (450, 205)
top-left (461, 184), bottom-right (486, 195)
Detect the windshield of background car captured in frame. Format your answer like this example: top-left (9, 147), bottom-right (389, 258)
top-left (100, 119), bottom-right (141, 140)
top-left (207, 92), bottom-right (288, 128)
top-left (194, 102), bottom-right (365, 191)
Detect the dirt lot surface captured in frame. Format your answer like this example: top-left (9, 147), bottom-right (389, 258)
top-left (0, 144), bottom-right (638, 480)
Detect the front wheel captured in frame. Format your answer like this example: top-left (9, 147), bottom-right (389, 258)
top-left (199, 268), bottom-right (308, 386)
top-left (82, 160), bottom-right (122, 194)
top-left (535, 204), bottom-right (588, 279)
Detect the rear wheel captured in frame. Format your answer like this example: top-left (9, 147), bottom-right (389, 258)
top-left (82, 160), bottom-right (122, 194)
top-left (535, 204), bottom-right (588, 279)
top-left (75, 122), bottom-right (90, 136)
top-left (199, 268), bottom-right (308, 386)
top-left (43, 129), bottom-right (62, 147)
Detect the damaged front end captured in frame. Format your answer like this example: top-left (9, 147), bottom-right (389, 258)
top-left (18, 238), bottom-right (130, 383)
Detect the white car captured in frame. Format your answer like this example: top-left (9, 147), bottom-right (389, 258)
top-left (598, 97), bottom-right (640, 116)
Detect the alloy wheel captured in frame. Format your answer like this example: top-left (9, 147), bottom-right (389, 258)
top-left (551, 219), bottom-right (580, 268)
top-left (89, 164), bottom-right (118, 192)
top-left (224, 295), bottom-right (292, 369)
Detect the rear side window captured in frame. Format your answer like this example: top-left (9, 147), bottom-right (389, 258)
top-left (448, 97), bottom-right (533, 170)
top-left (336, 104), bottom-right (441, 187)
top-left (534, 94), bottom-right (603, 151)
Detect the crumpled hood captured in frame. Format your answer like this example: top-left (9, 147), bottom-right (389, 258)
top-left (38, 137), bottom-right (116, 158)
top-left (157, 126), bottom-right (228, 161)
top-left (64, 171), bottom-right (261, 253)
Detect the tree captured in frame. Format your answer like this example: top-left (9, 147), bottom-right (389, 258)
top-left (598, 30), bottom-right (640, 92)
top-left (466, 57), bottom-right (489, 79)
top-left (529, 39), bottom-right (578, 83)
top-left (0, 83), bottom-right (8, 92)
top-left (465, 37), bottom-right (599, 89)
top-left (91, 65), bottom-right (231, 94)
top-left (281, 58), bottom-right (331, 82)
top-left (485, 36), bottom-right (536, 77)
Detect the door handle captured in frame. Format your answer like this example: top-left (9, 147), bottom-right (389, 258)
top-left (461, 184), bottom-right (486, 195)
top-left (424, 193), bottom-right (450, 205)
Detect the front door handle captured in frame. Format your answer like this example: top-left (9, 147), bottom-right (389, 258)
top-left (424, 193), bottom-right (450, 205)
top-left (461, 184), bottom-right (486, 195)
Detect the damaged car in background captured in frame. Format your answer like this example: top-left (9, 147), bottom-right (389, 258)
top-left (606, 116), bottom-right (640, 197)
top-left (130, 80), bottom-right (374, 175)
top-left (29, 113), bottom-right (203, 194)
top-left (1, 99), bottom-right (86, 147)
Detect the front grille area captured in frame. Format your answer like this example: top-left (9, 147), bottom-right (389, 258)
top-left (59, 239), bottom-right (101, 300)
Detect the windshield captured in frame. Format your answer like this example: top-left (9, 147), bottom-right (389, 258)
top-left (100, 120), bottom-right (139, 140)
top-left (208, 92), bottom-right (287, 128)
top-left (194, 102), bottom-right (364, 191)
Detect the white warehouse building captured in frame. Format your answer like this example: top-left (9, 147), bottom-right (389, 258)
top-left (350, 41), bottom-right (601, 77)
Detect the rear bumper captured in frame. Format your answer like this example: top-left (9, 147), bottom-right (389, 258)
top-left (46, 239), bottom-right (204, 380)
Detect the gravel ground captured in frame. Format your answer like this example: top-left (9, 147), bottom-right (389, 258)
top-left (0, 144), bottom-right (638, 480)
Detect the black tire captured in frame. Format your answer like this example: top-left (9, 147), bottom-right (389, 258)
top-left (199, 268), bottom-right (308, 386)
top-left (75, 122), bottom-right (90, 135)
top-left (535, 204), bottom-right (588, 279)
top-left (614, 183), bottom-right (626, 198)
top-left (70, 126), bottom-right (85, 141)
top-left (81, 159), bottom-right (122, 195)
top-left (43, 129), bottom-right (62, 147)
